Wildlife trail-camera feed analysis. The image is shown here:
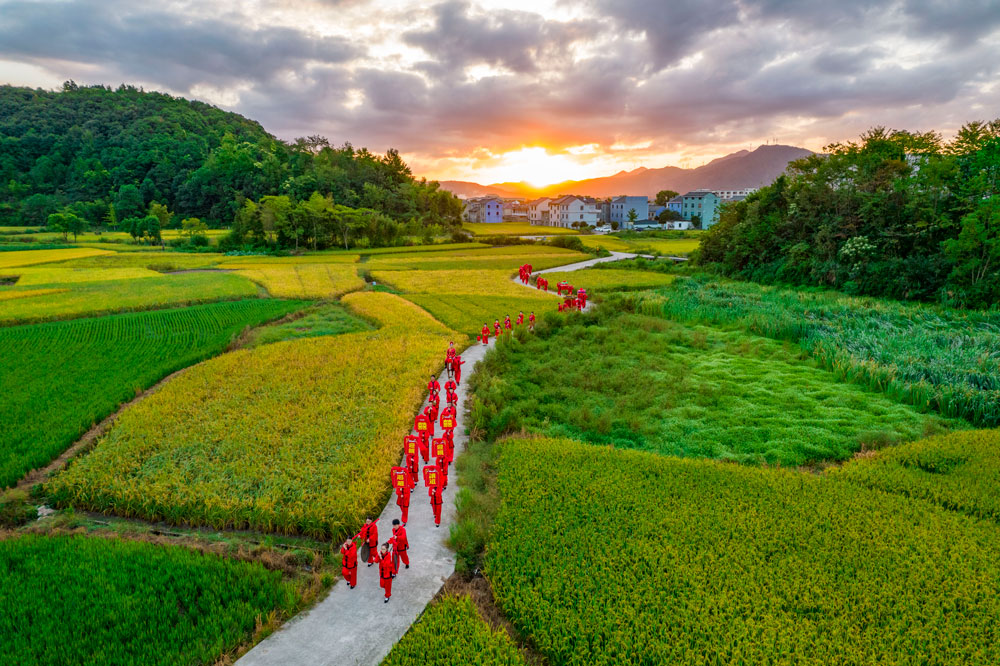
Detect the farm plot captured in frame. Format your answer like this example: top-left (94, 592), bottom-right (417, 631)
top-left (232, 263), bottom-right (365, 299)
top-left (48, 293), bottom-right (462, 537)
top-left (371, 269), bottom-right (545, 297)
top-left (469, 307), bottom-right (961, 466)
top-left (53, 251), bottom-right (226, 270)
top-left (9, 266), bottom-right (161, 285)
top-left (541, 268), bottom-right (676, 291)
top-left (0, 534), bottom-right (298, 666)
top-left (0, 299), bottom-right (306, 488)
top-left (0, 247), bottom-right (111, 269)
top-left (640, 277), bottom-right (1000, 427)
top-left (462, 222), bottom-right (579, 236)
top-left (577, 236), bottom-right (701, 255)
top-left (219, 254), bottom-right (359, 265)
top-left (405, 293), bottom-right (556, 335)
top-left (486, 436), bottom-right (1000, 666)
top-left (382, 596), bottom-right (528, 666)
top-left (244, 303), bottom-right (373, 347)
top-left (0, 271), bottom-right (261, 325)
top-left (832, 429), bottom-right (1000, 523)
top-left (365, 250), bottom-right (585, 272)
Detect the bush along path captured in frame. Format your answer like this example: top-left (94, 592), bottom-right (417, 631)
top-left (237, 338), bottom-right (492, 666)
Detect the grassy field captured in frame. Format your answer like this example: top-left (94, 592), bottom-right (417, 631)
top-left (0, 534), bottom-right (299, 666)
top-left (485, 436), bottom-right (1000, 665)
top-left (10, 266), bottom-right (162, 285)
top-left (382, 596), bottom-right (527, 666)
top-left (48, 293), bottom-right (462, 537)
top-left (0, 271), bottom-right (261, 325)
top-left (540, 268), bottom-right (676, 291)
top-left (832, 429), bottom-right (1000, 523)
top-left (462, 222), bottom-right (579, 236)
top-left (244, 303), bottom-right (373, 347)
top-left (53, 251), bottom-right (226, 270)
top-left (0, 247), bottom-right (112, 269)
top-left (365, 251), bottom-right (584, 272)
top-left (635, 277), bottom-right (1000, 427)
top-left (231, 264), bottom-right (365, 299)
top-left (372, 269), bottom-right (546, 297)
top-left (469, 307), bottom-right (960, 466)
top-left (219, 254), bottom-right (360, 265)
top-left (0, 299), bottom-right (305, 488)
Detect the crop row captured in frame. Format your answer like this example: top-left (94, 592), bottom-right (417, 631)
top-left (47, 292), bottom-right (460, 537)
top-left (0, 534), bottom-right (298, 666)
top-left (485, 436), bottom-right (1000, 665)
top-left (0, 298), bottom-right (306, 488)
top-left (0, 247), bottom-right (111, 269)
top-left (405, 293), bottom-right (556, 335)
top-left (233, 263), bottom-right (365, 299)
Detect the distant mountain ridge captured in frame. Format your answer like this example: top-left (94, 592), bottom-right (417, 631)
top-left (439, 145), bottom-right (813, 199)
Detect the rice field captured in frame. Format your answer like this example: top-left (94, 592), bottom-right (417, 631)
top-left (54, 251), bottom-right (226, 270)
top-left (0, 271), bottom-right (261, 325)
top-left (47, 293), bottom-right (462, 537)
top-left (0, 299), bottom-right (306, 487)
top-left (1, 534), bottom-right (299, 666)
top-left (636, 277), bottom-right (1000, 427)
top-left (469, 307), bottom-right (962, 466)
top-left (0, 247), bottom-right (112, 269)
top-left (371, 269), bottom-right (544, 297)
top-left (577, 236), bottom-right (701, 255)
top-left (365, 251), bottom-right (585, 272)
top-left (462, 222), bottom-right (579, 236)
top-left (232, 263), bottom-right (365, 299)
top-left (10, 266), bottom-right (162, 286)
top-left (485, 436), bottom-right (1000, 665)
top-left (405, 293), bottom-right (556, 335)
top-left (219, 254), bottom-right (360, 265)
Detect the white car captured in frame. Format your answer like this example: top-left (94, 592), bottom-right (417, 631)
top-left (593, 225), bottom-right (612, 234)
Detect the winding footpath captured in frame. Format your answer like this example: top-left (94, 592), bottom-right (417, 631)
top-left (238, 252), bottom-right (623, 666)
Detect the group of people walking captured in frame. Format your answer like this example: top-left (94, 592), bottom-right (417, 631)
top-left (479, 311), bottom-right (535, 345)
top-left (339, 341), bottom-right (466, 603)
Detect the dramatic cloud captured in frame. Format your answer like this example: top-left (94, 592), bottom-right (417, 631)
top-left (0, 0), bottom-right (998, 183)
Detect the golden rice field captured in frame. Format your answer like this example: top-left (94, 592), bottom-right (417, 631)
top-left (541, 268), bottom-right (677, 291)
top-left (219, 254), bottom-right (360, 265)
top-left (0, 272), bottom-right (260, 325)
top-left (48, 292), bottom-right (461, 538)
top-left (0, 248), bottom-right (112, 269)
top-left (0, 288), bottom-right (66, 301)
top-left (406, 293), bottom-right (556, 334)
top-left (462, 222), bottom-right (579, 236)
top-left (54, 252), bottom-right (225, 270)
top-left (372, 269), bottom-right (546, 297)
top-left (10, 266), bottom-right (162, 286)
top-left (342, 290), bottom-right (458, 337)
top-left (232, 263), bottom-right (365, 299)
top-left (577, 235), bottom-right (701, 255)
top-left (365, 251), bottom-right (585, 272)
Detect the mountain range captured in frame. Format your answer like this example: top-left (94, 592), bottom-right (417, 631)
top-left (439, 144), bottom-right (813, 199)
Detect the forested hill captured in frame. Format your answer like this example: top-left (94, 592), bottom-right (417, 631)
top-left (0, 82), bottom-right (462, 244)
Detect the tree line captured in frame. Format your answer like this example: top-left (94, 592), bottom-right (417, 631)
top-left (0, 82), bottom-right (463, 249)
top-left (698, 120), bottom-right (1000, 309)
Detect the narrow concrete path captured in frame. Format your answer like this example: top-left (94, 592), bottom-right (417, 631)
top-left (533, 250), bottom-right (641, 274)
top-left (237, 338), bottom-right (493, 666)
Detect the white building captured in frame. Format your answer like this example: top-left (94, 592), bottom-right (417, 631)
top-left (547, 196), bottom-right (600, 228)
top-left (527, 197), bottom-right (551, 224)
top-left (714, 188), bottom-right (757, 200)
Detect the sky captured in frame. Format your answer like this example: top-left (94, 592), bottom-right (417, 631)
top-left (1, 0), bottom-right (998, 185)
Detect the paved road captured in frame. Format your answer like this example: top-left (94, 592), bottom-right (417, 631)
top-left (237, 339), bottom-right (492, 666)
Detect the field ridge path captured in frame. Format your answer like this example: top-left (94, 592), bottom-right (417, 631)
top-left (237, 338), bottom-right (492, 666)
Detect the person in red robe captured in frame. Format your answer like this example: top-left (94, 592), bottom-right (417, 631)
top-left (517, 312), bottom-right (524, 325)
top-left (494, 320), bottom-right (501, 338)
top-left (379, 544), bottom-right (394, 602)
top-left (356, 517), bottom-right (378, 566)
top-left (391, 519), bottom-right (410, 571)
top-left (340, 539), bottom-right (358, 589)
top-left (429, 483), bottom-right (443, 527)
top-left (395, 480), bottom-right (411, 525)
top-left (481, 323), bottom-right (490, 345)
top-left (428, 374), bottom-right (440, 395)
top-left (452, 355), bottom-right (465, 384)
top-left (529, 312), bottom-right (536, 331)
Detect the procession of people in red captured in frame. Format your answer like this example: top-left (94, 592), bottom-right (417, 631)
top-left (340, 262), bottom-right (585, 603)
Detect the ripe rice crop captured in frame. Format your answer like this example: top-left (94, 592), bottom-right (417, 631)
top-left (10, 266), bottom-right (161, 285)
top-left (341, 290), bottom-right (458, 337)
top-left (0, 534), bottom-right (298, 666)
top-left (577, 236), bottom-right (701, 255)
top-left (245, 303), bottom-right (373, 347)
top-left (0, 288), bottom-right (66, 301)
top-left (0, 299), bottom-right (306, 487)
top-left (540, 268), bottom-right (676, 291)
top-left (355, 242), bottom-right (488, 255)
top-left (634, 277), bottom-right (1000, 427)
top-left (0, 247), bottom-right (111, 269)
top-left (220, 254), bottom-right (359, 265)
top-left (0, 271), bottom-right (261, 325)
top-left (366, 253), bottom-right (585, 272)
top-left (233, 263), bottom-right (365, 299)
top-left (469, 307), bottom-right (960, 466)
top-left (48, 293), bottom-right (460, 537)
top-left (486, 436), bottom-right (1000, 665)
top-left (382, 596), bottom-right (527, 666)
top-left (832, 429), bottom-right (1000, 523)
top-left (462, 222), bottom-right (579, 236)
top-left (371, 269), bottom-right (547, 298)
top-left (405, 293), bottom-right (556, 335)
top-left (56, 251), bottom-right (225, 270)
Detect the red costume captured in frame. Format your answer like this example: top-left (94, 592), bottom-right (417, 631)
top-left (453, 356), bottom-right (464, 384)
top-left (529, 313), bottom-right (536, 329)
top-left (429, 485), bottom-right (443, 526)
top-left (481, 325), bottom-right (489, 345)
top-left (396, 483), bottom-right (411, 524)
top-left (517, 313), bottom-right (524, 325)
top-left (391, 525), bottom-right (410, 570)
top-left (428, 378), bottom-right (441, 394)
top-left (357, 521), bottom-right (378, 564)
top-left (504, 316), bottom-right (512, 330)
top-left (379, 550), bottom-right (395, 600)
top-left (494, 322), bottom-right (501, 337)
top-left (340, 541), bottom-right (358, 588)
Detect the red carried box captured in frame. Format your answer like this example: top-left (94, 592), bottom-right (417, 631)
top-left (423, 465), bottom-right (441, 488)
top-left (391, 466), bottom-right (408, 490)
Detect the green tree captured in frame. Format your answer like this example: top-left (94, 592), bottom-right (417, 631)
top-left (105, 203), bottom-right (119, 233)
top-left (181, 217), bottom-right (208, 237)
top-left (114, 185), bottom-right (144, 220)
top-left (943, 199), bottom-right (1000, 305)
top-left (144, 215), bottom-right (163, 248)
top-left (148, 201), bottom-right (173, 230)
top-left (47, 210), bottom-right (87, 241)
top-left (655, 190), bottom-right (679, 206)
top-left (627, 208), bottom-right (638, 228)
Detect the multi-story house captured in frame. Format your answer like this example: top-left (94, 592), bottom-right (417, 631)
top-left (462, 196), bottom-right (504, 223)
top-left (609, 195), bottom-right (649, 228)
top-left (679, 190), bottom-right (721, 228)
top-left (548, 196), bottom-right (600, 228)
top-left (527, 197), bottom-right (551, 224)
top-left (714, 188), bottom-right (757, 200)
